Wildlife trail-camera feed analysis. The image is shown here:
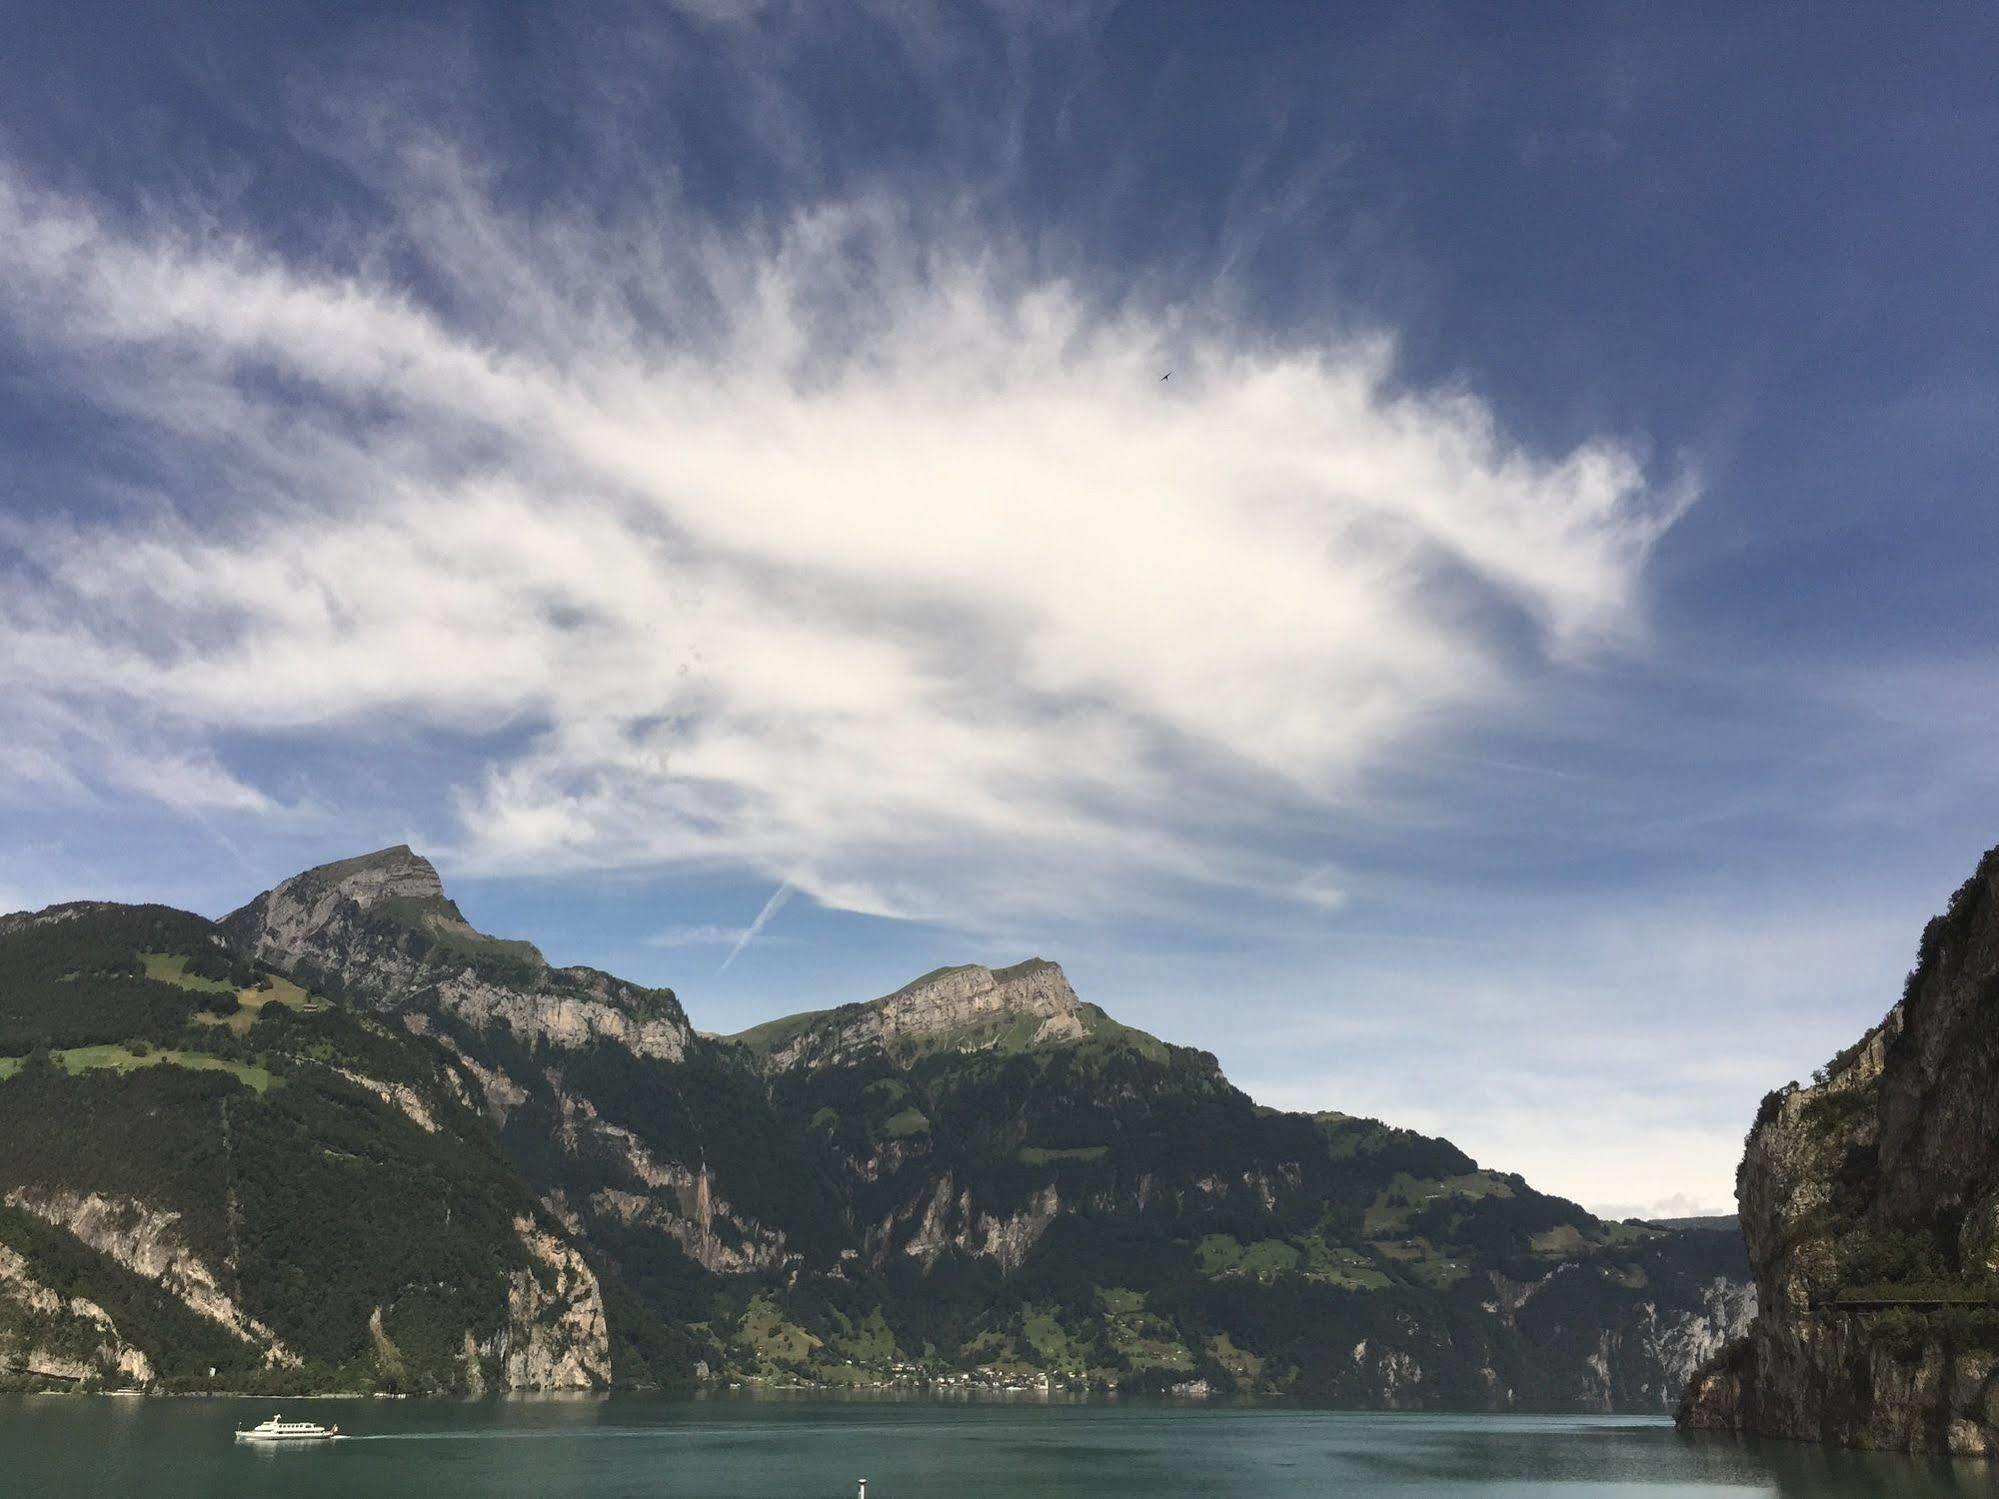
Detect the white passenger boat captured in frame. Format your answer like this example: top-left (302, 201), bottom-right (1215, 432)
top-left (235, 1413), bottom-right (340, 1442)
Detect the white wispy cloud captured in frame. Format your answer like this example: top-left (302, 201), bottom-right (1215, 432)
top-left (0, 105), bottom-right (1686, 928)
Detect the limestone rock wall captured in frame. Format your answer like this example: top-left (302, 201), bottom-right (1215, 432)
top-left (497, 1216), bottom-right (610, 1390)
top-left (6, 1189), bottom-right (295, 1366)
top-left (1680, 845), bottom-right (1999, 1455)
top-left (760, 960), bottom-right (1085, 1071)
top-left (223, 845), bottom-right (691, 1060)
top-left (0, 1242), bottom-right (156, 1388)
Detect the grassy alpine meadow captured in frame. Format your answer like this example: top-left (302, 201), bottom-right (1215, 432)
top-left (49, 1043), bottom-right (277, 1094)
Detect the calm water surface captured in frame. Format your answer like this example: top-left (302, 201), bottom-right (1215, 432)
top-left (1, 1396), bottom-right (1990, 1499)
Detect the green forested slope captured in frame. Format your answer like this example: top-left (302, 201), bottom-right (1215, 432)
top-left (0, 906), bottom-right (589, 1394)
top-left (701, 1007), bottom-right (1745, 1405)
top-left (0, 851), bottom-right (1752, 1410)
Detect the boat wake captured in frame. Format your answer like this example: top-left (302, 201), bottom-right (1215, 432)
top-left (335, 1431), bottom-right (549, 1442)
top-left (335, 1428), bottom-right (672, 1443)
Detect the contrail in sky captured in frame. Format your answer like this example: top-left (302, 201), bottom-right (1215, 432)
top-left (718, 881), bottom-right (795, 973)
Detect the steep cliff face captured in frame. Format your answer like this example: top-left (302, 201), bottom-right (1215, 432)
top-left (215, 849), bottom-right (817, 1384)
top-left (737, 959), bottom-right (1095, 1072)
top-left (1681, 844), bottom-right (1999, 1454)
top-left (0, 1241), bottom-right (155, 1388)
top-left (6, 1189), bottom-right (296, 1364)
top-left (1508, 1249), bottom-right (1756, 1411)
top-left (497, 1217), bottom-right (611, 1390)
top-left (544, 1077), bottom-right (795, 1275)
top-left (222, 846), bottom-right (692, 1061)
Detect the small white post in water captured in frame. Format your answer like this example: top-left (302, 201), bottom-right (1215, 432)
top-left (858, 1480), bottom-right (868, 1499)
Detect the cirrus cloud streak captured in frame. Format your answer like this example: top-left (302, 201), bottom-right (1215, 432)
top-left (0, 151), bottom-right (1687, 927)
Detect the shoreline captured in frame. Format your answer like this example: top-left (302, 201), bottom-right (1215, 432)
top-left (0, 1385), bottom-right (1690, 1420)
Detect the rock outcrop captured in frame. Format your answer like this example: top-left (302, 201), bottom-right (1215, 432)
top-left (548, 1081), bottom-right (794, 1274)
top-left (223, 845), bottom-right (692, 1060)
top-left (5, 1189), bottom-right (294, 1365)
top-left (1680, 844), bottom-right (1999, 1454)
top-left (1591, 1275), bottom-right (1757, 1410)
top-left (889, 1175), bottom-right (1063, 1273)
top-left (740, 958), bottom-right (1095, 1071)
top-left (327, 1065), bottom-right (441, 1134)
top-left (0, 1242), bottom-right (155, 1388)
top-left (497, 1216), bottom-right (610, 1389)
top-left (227, 845), bottom-right (450, 949)
top-left (431, 968), bottom-right (689, 1061)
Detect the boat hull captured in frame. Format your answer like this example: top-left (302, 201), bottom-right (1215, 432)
top-left (235, 1429), bottom-right (338, 1441)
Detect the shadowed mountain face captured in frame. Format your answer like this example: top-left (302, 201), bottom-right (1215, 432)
top-left (1, 847), bottom-right (1750, 1406)
top-left (1681, 844), bottom-right (1999, 1455)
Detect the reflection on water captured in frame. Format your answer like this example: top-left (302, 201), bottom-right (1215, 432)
top-left (0, 1395), bottom-right (1990, 1499)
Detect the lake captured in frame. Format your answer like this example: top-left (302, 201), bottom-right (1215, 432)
top-left (1, 1396), bottom-right (1991, 1498)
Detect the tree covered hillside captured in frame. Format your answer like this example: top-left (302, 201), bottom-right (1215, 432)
top-left (1, 849), bottom-right (1753, 1410)
top-left (0, 904), bottom-right (607, 1395)
top-left (708, 978), bottom-right (1751, 1406)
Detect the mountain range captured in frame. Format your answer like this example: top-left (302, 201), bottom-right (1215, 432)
top-left (1, 846), bottom-right (1749, 1407)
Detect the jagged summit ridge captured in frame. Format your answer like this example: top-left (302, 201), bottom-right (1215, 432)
top-left (881, 958), bottom-right (1081, 1033)
top-left (221, 845), bottom-right (689, 1061)
top-left (222, 843), bottom-right (470, 958)
top-left (730, 956), bottom-right (1098, 1072)
top-left (291, 844), bottom-right (448, 908)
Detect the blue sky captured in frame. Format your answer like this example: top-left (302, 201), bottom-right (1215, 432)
top-left (2, 3), bottom-right (1995, 1217)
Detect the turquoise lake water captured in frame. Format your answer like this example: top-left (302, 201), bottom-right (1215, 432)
top-left (1, 1396), bottom-right (1991, 1498)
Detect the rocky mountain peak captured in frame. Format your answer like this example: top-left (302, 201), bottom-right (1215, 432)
top-left (219, 847), bottom-right (499, 999)
top-left (221, 844), bottom-right (476, 974)
top-left (734, 957), bottom-right (1095, 1072)
top-left (300, 844), bottom-right (448, 910)
top-left (877, 958), bottom-right (1081, 1037)
top-left (219, 845), bottom-right (692, 1063)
